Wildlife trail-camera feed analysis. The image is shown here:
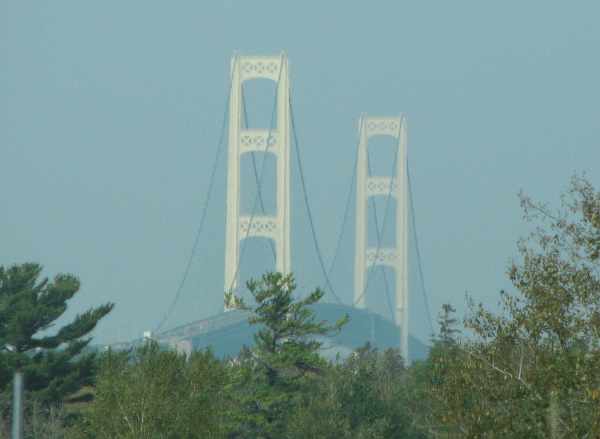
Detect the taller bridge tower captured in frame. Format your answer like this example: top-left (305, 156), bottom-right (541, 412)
top-left (224, 53), bottom-right (291, 306)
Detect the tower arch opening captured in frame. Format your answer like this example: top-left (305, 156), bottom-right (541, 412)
top-left (367, 135), bottom-right (399, 177)
top-left (239, 152), bottom-right (277, 216)
top-left (237, 236), bottom-right (277, 303)
top-left (241, 78), bottom-right (279, 129)
top-left (367, 195), bottom-right (397, 248)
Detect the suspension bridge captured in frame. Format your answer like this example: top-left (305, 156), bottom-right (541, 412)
top-left (132, 52), bottom-right (434, 363)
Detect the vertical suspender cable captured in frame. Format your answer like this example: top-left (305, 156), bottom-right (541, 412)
top-left (326, 139), bottom-right (358, 279)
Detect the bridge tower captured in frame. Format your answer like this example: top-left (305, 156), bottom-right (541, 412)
top-left (224, 53), bottom-right (291, 307)
top-left (354, 115), bottom-right (409, 361)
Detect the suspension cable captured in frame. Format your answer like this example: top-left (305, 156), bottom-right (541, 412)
top-left (326, 137), bottom-right (358, 280)
top-left (155, 80), bottom-right (231, 332)
top-left (407, 162), bottom-right (435, 335)
top-left (289, 95), bottom-right (344, 305)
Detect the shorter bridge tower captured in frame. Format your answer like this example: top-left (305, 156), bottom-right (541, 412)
top-left (224, 53), bottom-right (291, 307)
top-left (354, 115), bottom-right (409, 361)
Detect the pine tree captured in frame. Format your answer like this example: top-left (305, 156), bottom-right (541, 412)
top-left (0, 262), bottom-right (113, 404)
top-left (227, 272), bottom-right (348, 438)
top-left (437, 303), bottom-right (459, 346)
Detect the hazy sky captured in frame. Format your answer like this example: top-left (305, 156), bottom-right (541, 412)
top-left (2, 1), bottom-right (599, 345)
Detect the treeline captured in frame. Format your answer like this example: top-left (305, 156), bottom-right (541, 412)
top-left (2, 175), bottom-right (600, 438)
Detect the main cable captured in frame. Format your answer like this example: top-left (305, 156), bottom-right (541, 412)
top-left (155, 83), bottom-right (231, 332)
top-left (289, 95), bottom-right (344, 305)
top-left (407, 162), bottom-right (435, 335)
top-left (326, 137), bottom-right (358, 280)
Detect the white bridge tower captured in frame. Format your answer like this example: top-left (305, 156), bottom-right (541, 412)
top-left (224, 53), bottom-right (291, 307)
top-left (354, 115), bottom-right (409, 361)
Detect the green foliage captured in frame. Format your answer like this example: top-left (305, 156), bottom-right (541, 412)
top-left (0, 262), bottom-right (113, 405)
top-left (223, 282), bottom-right (427, 438)
top-left (0, 391), bottom-right (73, 438)
top-left (428, 176), bottom-right (600, 437)
top-left (247, 273), bottom-right (347, 380)
top-left (333, 345), bottom-right (419, 438)
top-left (24, 401), bottom-right (68, 439)
top-left (72, 344), bottom-right (227, 439)
top-left (437, 304), bottom-right (459, 346)
top-left (226, 272), bottom-right (348, 438)
top-left (287, 344), bottom-right (427, 439)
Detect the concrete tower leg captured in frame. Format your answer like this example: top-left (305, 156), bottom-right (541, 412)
top-left (397, 117), bottom-right (409, 363)
top-left (353, 115), bottom-right (368, 309)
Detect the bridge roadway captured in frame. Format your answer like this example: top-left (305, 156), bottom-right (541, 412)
top-left (143, 303), bottom-right (429, 361)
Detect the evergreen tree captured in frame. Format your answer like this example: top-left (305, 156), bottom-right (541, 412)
top-left (287, 344), bottom-right (428, 439)
top-left (437, 303), bottom-right (459, 346)
top-left (0, 262), bottom-right (113, 404)
top-left (227, 272), bottom-right (348, 438)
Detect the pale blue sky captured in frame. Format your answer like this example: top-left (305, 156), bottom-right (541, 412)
top-left (2, 1), bottom-right (599, 344)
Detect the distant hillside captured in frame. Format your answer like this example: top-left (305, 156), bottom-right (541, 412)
top-left (151, 303), bottom-right (429, 361)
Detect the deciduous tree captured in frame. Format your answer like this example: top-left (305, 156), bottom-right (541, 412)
top-left (429, 176), bottom-right (600, 437)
